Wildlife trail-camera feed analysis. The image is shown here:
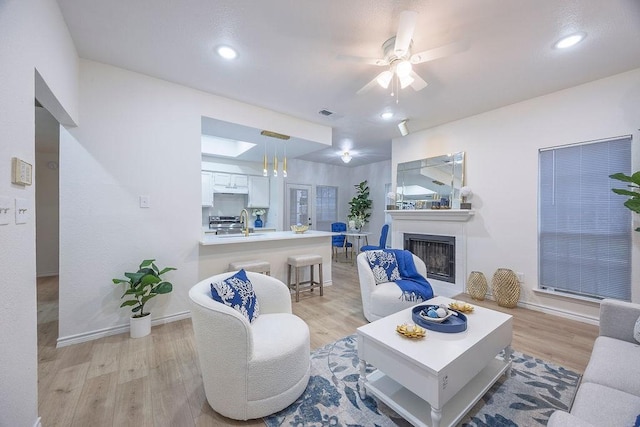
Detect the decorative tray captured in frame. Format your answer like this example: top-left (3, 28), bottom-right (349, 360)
top-left (412, 305), bottom-right (468, 333)
top-left (396, 323), bottom-right (427, 339)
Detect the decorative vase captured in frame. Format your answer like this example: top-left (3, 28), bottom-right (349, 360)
top-left (254, 214), bottom-right (263, 228)
top-left (491, 268), bottom-right (520, 308)
top-left (130, 314), bottom-right (151, 338)
top-left (467, 271), bottom-right (487, 300)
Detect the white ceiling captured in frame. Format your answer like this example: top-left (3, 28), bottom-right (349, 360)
top-left (56, 0), bottom-right (640, 166)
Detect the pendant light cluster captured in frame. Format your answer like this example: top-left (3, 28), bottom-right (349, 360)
top-left (261, 130), bottom-right (290, 178)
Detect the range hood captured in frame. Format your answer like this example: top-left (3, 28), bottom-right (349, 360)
top-left (213, 185), bottom-right (248, 194)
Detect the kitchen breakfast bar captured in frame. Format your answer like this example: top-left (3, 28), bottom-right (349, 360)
top-left (199, 231), bottom-right (335, 285)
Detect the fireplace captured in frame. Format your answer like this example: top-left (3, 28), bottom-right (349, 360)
top-left (404, 234), bottom-right (456, 283)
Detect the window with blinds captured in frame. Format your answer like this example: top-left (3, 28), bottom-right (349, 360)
top-left (315, 186), bottom-right (338, 231)
top-left (538, 136), bottom-right (632, 300)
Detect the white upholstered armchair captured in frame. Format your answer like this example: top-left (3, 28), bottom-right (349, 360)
top-left (189, 271), bottom-right (310, 420)
top-left (356, 251), bottom-right (428, 322)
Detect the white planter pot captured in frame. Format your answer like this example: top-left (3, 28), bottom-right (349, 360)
top-left (130, 314), bottom-right (151, 338)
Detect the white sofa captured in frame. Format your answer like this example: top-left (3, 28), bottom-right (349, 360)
top-left (189, 271), bottom-right (310, 420)
top-left (548, 299), bottom-right (640, 426)
top-left (356, 251), bottom-right (428, 322)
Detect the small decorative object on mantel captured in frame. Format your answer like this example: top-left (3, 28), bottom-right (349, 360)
top-left (492, 268), bottom-right (520, 308)
top-left (386, 192), bottom-right (397, 210)
top-left (467, 271), bottom-right (488, 300)
top-left (460, 186), bottom-right (473, 210)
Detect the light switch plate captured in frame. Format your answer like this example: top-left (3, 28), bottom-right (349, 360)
top-left (15, 197), bottom-right (28, 224)
top-left (139, 195), bottom-right (150, 208)
top-left (0, 196), bottom-right (10, 225)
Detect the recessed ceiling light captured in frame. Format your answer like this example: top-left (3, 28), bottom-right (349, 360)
top-left (217, 45), bottom-right (238, 59)
top-left (554, 32), bottom-right (586, 49)
top-left (380, 111), bottom-right (394, 120)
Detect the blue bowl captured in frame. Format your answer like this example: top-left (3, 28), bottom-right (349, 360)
top-left (412, 305), bottom-right (468, 333)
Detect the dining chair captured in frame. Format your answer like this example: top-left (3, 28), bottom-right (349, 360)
top-left (331, 222), bottom-right (353, 261)
top-left (361, 223), bottom-right (389, 251)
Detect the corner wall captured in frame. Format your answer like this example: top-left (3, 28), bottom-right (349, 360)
top-left (0, 0), bottom-right (78, 425)
top-left (393, 68), bottom-right (640, 321)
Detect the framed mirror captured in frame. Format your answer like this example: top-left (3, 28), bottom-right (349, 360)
top-left (396, 152), bottom-right (465, 209)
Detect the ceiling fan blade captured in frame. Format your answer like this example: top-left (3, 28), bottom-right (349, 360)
top-left (394, 10), bottom-right (417, 56)
top-left (410, 40), bottom-right (469, 64)
top-left (356, 72), bottom-right (386, 95)
top-left (336, 54), bottom-right (388, 66)
top-left (409, 71), bottom-right (428, 91)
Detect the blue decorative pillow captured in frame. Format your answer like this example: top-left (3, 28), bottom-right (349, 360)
top-left (365, 250), bottom-right (400, 284)
top-left (210, 269), bottom-right (260, 323)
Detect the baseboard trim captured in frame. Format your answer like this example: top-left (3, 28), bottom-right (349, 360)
top-left (475, 293), bottom-right (599, 326)
top-left (56, 311), bottom-right (191, 347)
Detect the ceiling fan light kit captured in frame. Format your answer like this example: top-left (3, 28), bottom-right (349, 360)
top-left (353, 10), bottom-right (466, 97)
top-left (341, 152), bottom-right (352, 163)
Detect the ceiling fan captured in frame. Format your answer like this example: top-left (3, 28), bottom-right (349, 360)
top-left (353, 10), bottom-right (466, 95)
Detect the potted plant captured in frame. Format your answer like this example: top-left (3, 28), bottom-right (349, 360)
top-left (348, 180), bottom-right (372, 231)
top-left (112, 259), bottom-right (176, 338)
top-left (610, 171), bottom-right (640, 231)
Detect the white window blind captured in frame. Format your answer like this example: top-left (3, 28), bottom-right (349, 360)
top-left (315, 186), bottom-right (337, 231)
top-left (538, 136), bottom-right (632, 300)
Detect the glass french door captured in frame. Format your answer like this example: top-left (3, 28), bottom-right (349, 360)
top-left (285, 184), bottom-right (314, 230)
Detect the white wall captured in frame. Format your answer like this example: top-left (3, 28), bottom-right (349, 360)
top-left (0, 0), bottom-right (78, 425)
top-left (393, 68), bottom-right (640, 322)
top-left (58, 59), bottom-right (332, 345)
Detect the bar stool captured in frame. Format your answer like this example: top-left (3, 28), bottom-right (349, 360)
top-left (287, 254), bottom-right (323, 302)
top-left (228, 260), bottom-right (271, 276)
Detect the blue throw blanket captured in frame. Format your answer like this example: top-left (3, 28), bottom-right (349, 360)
top-left (385, 249), bottom-right (433, 302)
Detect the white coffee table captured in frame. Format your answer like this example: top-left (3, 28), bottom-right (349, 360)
top-left (357, 296), bottom-right (513, 427)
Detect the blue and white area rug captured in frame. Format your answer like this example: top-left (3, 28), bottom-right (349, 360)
top-left (264, 334), bottom-right (580, 427)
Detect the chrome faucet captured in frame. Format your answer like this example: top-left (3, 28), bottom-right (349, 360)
top-left (240, 209), bottom-right (250, 237)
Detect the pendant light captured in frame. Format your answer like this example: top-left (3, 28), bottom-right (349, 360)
top-left (260, 130), bottom-right (291, 178)
top-left (282, 141), bottom-right (288, 178)
top-left (273, 144), bottom-right (278, 177)
top-left (262, 140), bottom-right (268, 177)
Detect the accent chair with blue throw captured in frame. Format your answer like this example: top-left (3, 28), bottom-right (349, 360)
top-left (331, 222), bottom-right (353, 261)
top-left (360, 224), bottom-right (389, 251)
top-left (356, 249), bottom-right (433, 322)
top-left (189, 270), bottom-right (310, 420)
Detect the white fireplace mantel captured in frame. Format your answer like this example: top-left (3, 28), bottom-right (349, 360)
top-left (385, 209), bottom-right (475, 222)
top-left (387, 209), bottom-right (474, 298)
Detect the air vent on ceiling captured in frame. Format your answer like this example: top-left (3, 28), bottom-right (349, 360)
top-left (318, 109), bottom-right (334, 116)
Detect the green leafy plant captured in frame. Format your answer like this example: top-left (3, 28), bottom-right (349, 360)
top-left (112, 259), bottom-right (176, 318)
top-left (348, 180), bottom-right (372, 226)
top-left (610, 172), bottom-right (640, 231)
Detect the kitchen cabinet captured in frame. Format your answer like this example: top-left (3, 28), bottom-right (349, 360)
top-left (247, 176), bottom-right (270, 208)
top-left (213, 172), bottom-right (247, 188)
top-left (201, 171), bottom-right (213, 206)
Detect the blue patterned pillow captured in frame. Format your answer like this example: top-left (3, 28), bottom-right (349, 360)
top-left (210, 269), bottom-right (260, 323)
top-left (365, 250), bottom-right (400, 284)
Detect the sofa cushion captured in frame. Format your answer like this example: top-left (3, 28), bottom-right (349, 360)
top-left (582, 336), bottom-right (640, 396)
top-left (365, 250), bottom-right (400, 284)
top-left (569, 382), bottom-right (640, 427)
top-left (210, 269), bottom-right (260, 323)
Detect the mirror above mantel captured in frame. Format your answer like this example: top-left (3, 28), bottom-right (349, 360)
top-left (396, 152), bottom-right (465, 209)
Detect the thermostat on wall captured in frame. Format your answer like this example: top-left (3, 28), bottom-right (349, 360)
top-left (11, 157), bottom-right (32, 186)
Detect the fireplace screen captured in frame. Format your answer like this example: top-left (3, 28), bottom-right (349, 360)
top-left (404, 234), bottom-right (455, 283)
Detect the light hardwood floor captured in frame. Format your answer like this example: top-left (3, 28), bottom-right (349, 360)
top-left (37, 261), bottom-right (599, 426)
